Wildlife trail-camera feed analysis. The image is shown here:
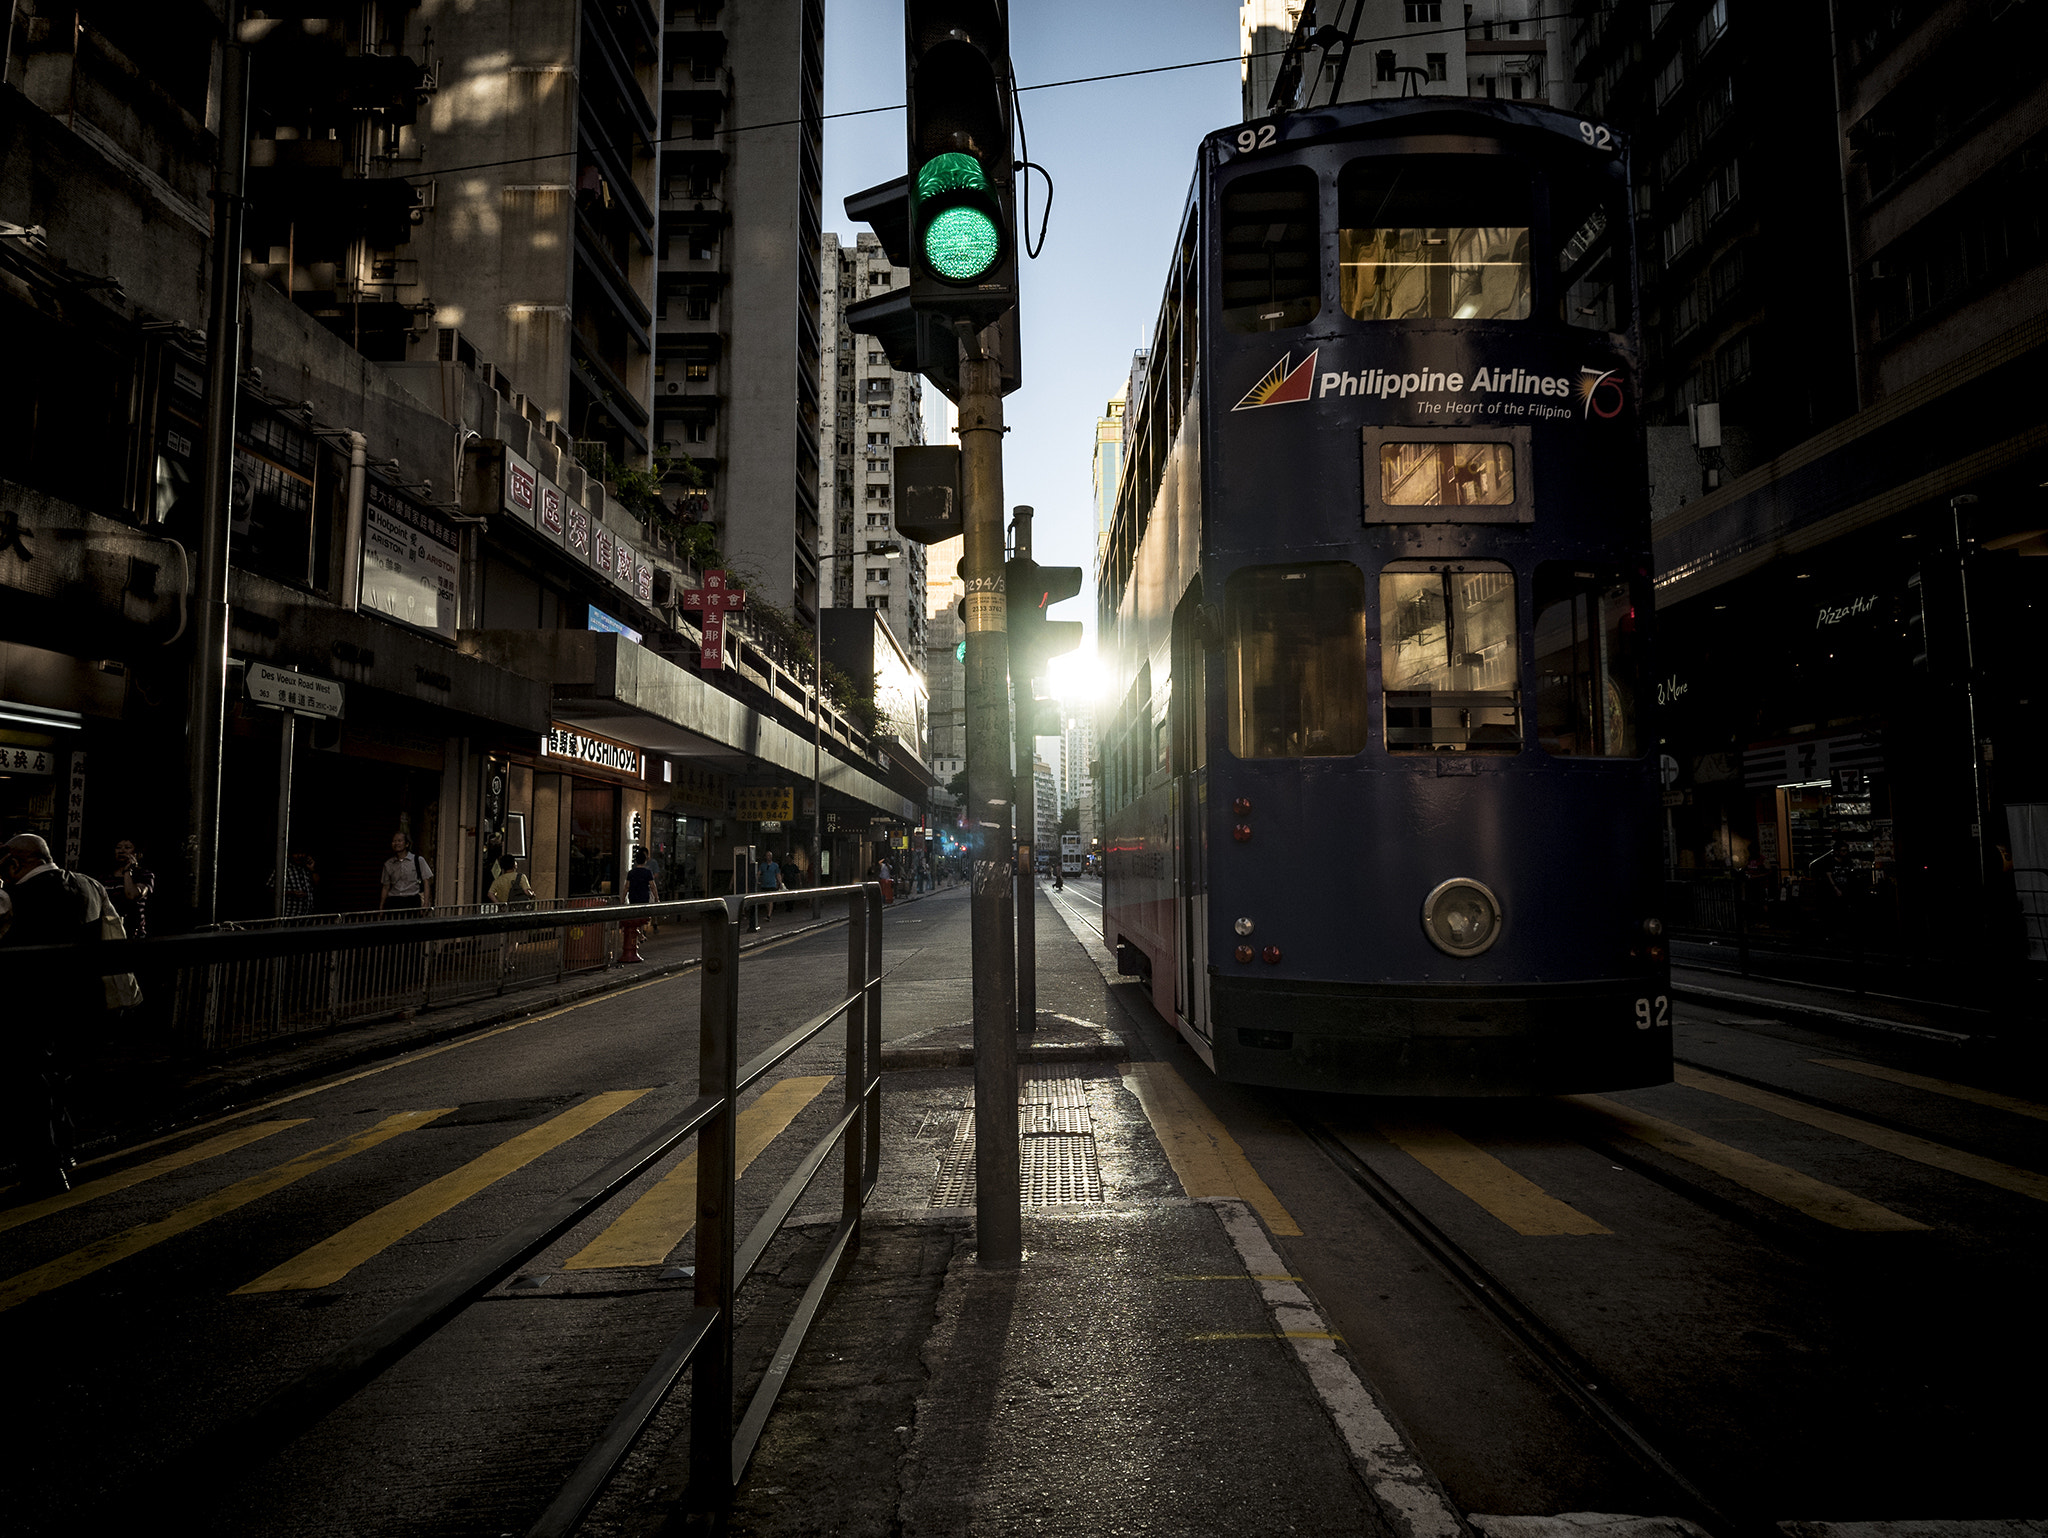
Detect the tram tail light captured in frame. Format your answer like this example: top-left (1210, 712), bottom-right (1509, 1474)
top-left (1235, 944), bottom-right (1255, 964)
top-left (1261, 945), bottom-right (1282, 965)
top-left (1233, 824), bottom-right (1252, 843)
top-left (1231, 798), bottom-right (1252, 817)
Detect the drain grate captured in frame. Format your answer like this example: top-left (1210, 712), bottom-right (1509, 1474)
top-left (928, 1074), bottom-right (1106, 1208)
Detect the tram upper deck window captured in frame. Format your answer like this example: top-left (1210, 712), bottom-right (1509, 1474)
top-left (1380, 564), bottom-right (1521, 752)
top-left (1533, 565), bottom-right (1642, 756)
top-left (1339, 158), bottom-right (1531, 322)
top-left (1227, 563), bottom-right (1368, 758)
top-left (1555, 178), bottom-right (1627, 332)
top-left (1220, 167), bottom-right (1322, 333)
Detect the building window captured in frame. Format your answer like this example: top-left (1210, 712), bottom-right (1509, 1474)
top-left (1717, 330), bottom-right (1754, 391)
top-left (1404, 1), bottom-right (1440, 19)
top-left (1426, 53), bottom-right (1447, 81)
top-left (867, 404), bottom-right (890, 418)
top-left (685, 362), bottom-right (710, 381)
top-left (1655, 52), bottom-right (1685, 106)
top-left (868, 596), bottom-right (889, 611)
top-left (1662, 198), bottom-right (1702, 263)
top-left (867, 351), bottom-right (885, 365)
top-left (689, 232), bottom-right (716, 260)
top-left (865, 484), bottom-right (890, 502)
top-left (1376, 50), bottom-right (1397, 81)
top-left (1702, 159), bottom-right (1740, 224)
top-left (870, 271), bottom-right (892, 287)
top-left (866, 457), bottom-right (889, 473)
top-left (1696, 0), bottom-right (1728, 54)
top-left (867, 513), bottom-right (889, 527)
top-left (866, 432), bottom-right (890, 447)
top-left (868, 567), bottom-right (891, 583)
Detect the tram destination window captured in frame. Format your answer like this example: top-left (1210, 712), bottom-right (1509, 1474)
top-left (1227, 563), bottom-right (1369, 758)
top-left (1533, 565), bottom-right (1642, 756)
top-left (1339, 157), bottom-right (1531, 321)
top-left (1380, 563), bottom-right (1521, 752)
top-left (1220, 167), bottom-right (1322, 333)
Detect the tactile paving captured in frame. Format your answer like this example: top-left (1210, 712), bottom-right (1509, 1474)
top-left (927, 1074), bottom-right (1106, 1207)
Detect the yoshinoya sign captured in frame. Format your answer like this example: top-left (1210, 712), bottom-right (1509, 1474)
top-left (541, 722), bottom-right (642, 778)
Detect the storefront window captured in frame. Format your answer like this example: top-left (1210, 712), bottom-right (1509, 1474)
top-left (653, 809), bottom-right (709, 901)
top-left (1227, 563), bottom-right (1369, 758)
top-left (568, 782), bottom-right (617, 897)
top-left (1533, 565), bottom-right (1642, 757)
top-left (1380, 564), bottom-right (1521, 752)
top-left (1339, 157), bottom-right (1532, 322)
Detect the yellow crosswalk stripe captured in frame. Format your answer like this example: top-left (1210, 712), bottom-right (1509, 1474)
top-left (237, 1089), bottom-right (653, 1293)
top-left (1369, 1120), bottom-right (1611, 1236)
top-left (0, 1121), bottom-right (308, 1237)
top-left (1568, 1095), bottom-right (1927, 1231)
top-left (1122, 1062), bottom-right (1302, 1237)
top-left (0, 1110), bottom-right (450, 1313)
top-left (1810, 1059), bottom-right (2048, 1123)
top-left (1675, 1065), bottom-right (2048, 1205)
top-left (563, 1076), bottom-right (834, 1271)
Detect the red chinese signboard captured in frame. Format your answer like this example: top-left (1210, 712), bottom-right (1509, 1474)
top-left (678, 569), bottom-right (745, 671)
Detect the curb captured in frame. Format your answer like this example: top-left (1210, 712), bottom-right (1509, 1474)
top-left (879, 1011), bottom-right (1131, 1072)
top-left (1669, 981), bottom-right (1977, 1046)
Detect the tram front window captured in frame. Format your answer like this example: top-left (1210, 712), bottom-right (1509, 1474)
top-left (1380, 564), bottom-right (1521, 752)
top-left (1221, 166), bottom-right (1323, 333)
top-left (1339, 157), bottom-right (1532, 322)
top-left (1227, 563), bottom-right (1369, 758)
top-left (1533, 566), bottom-right (1642, 756)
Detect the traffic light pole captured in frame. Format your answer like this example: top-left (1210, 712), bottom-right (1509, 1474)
top-left (960, 327), bottom-right (1022, 1270)
top-left (1010, 504), bottom-right (1037, 1039)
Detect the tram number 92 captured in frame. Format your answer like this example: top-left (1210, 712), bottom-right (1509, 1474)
top-left (1578, 120), bottom-right (1616, 152)
top-left (1634, 995), bottom-right (1671, 1031)
top-left (1234, 124), bottom-right (1279, 154)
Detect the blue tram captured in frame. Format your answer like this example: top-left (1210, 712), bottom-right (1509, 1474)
top-left (1097, 98), bottom-right (1671, 1095)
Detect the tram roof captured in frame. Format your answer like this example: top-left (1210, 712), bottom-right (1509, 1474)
top-left (1199, 97), bottom-right (1630, 166)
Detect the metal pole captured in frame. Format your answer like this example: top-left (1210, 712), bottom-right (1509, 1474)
top-left (812, 594), bottom-right (824, 921)
top-left (186, 19), bottom-right (250, 927)
top-left (959, 326), bottom-right (1020, 1270)
top-left (1011, 504), bottom-right (1036, 1037)
top-left (273, 709), bottom-right (295, 918)
top-left (842, 888), bottom-right (867, 1228)
top-left (688, 901), bottom-right (741, 1534)
top-left (1952, 495), bottom-right (1987, 889)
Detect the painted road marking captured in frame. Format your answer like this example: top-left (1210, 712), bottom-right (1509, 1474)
top-left (0, 1110), bottom-right (450, 1313)
top-left (1811, 1059), bottom-right (2048, 1123)
top-left (1122, 1062), bottom-right (1301, 1236)
top-left (1370, 1120), bottom-right (1612, 1236)
top-left (0, 1121), bottom-right (307, 1236)
top-left (63, 918), bottom-right (839, 1181)
top-left (561, 1076), bottom-right (834, 1270)
top-left (1210, 1199), bottom-right (1462, 1538)
top-left (1675, 1065), bottom-right (2048, 1205)
top-left (237, 1090), bottom-right (653, 1293)
top-left (1568, 1096), bottom-right (1927, 1231)
top-left (1191, 1330), bottom-right (1344, 1340)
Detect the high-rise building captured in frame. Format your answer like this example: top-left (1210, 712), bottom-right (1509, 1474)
top-left (924, 533), bottom-right (966, 764)
top-left (1062, 706), bottom-right (1100, 846)
top-left (1033, 757), bottom-right (1059, 850)
top-left (1241, 1), bottom-right (1564, 122)
top-left (659, 0), bottom-right (827, 621)
top-left (819, 233), bottom-right (928, 662)
top-left (1092, 387), bottom-right (1126, 565)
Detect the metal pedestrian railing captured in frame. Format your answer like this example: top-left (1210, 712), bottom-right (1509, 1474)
top-left (17, 886), bottom-right (885, 1533)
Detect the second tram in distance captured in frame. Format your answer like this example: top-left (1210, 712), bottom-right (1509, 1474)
top-left (1097, 98), bottom-right (1670, 1096)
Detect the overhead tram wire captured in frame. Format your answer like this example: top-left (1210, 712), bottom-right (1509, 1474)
top-left (389, 13), bottom-right (1543, 187)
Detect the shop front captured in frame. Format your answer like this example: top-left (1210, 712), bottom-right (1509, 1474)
top-left (535, 721), bottom-right (647, 904)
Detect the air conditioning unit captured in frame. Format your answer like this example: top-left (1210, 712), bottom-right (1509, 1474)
top-left (666, 381), bottom-right (682, 394)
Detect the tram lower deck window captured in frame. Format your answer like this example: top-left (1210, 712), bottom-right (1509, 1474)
top-left (1380, 564), bottom-right (1521, 752)
top-left (1339, 157), bottom-right (1532, 322)
top-left (1227, 564), bottom-right (1369, 758)
top-left (1533, 565), bottom-right (1642, 756)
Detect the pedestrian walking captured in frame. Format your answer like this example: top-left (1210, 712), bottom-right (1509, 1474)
top-left (876, 855), bottom-right (894, 906)
top-left (489, 856), bottom-right (535, 907)
top-left (267, 849), bottom-right (317, 917)
top-left (106, 839), bottom-right (154, 938)
top-left (0, 833), bottom-right (108, 1194)
top-left (379, 831), bottom-right (434, 913)
top-left (759, 850), bottom-right (782, 915)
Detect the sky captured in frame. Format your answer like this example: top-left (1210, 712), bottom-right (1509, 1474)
top-left (819, 0), bottom-right (1244, 706)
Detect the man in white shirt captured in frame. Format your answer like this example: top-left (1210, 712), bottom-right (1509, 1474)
top-left (379, 831), bottom-right (434, 913)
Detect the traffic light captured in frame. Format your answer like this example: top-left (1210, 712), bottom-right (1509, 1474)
top-left (1006, 557), bottom-right (1084, 678)
top-left (905, 1), bottom-right (1017, 333)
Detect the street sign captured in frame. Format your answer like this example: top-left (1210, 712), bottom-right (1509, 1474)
top-left (245, 663), bottom-right (345, 719)
top-left (735, 786), bottom-right (794, 822)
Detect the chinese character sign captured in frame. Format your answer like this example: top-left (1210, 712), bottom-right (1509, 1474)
top-left (678, 570), bottom-right (746, 671)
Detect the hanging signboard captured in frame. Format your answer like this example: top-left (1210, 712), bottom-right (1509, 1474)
top-left (564, 500), bottom-right (591, 563)
top-left (678, 569), bottom-right (746, 671)
top-left (592, 522), bottom-right (614, 584)
top-left (502, 448), bottom-right (537, 527)
top-left (360, 479), bottom-right (459, 640)
top-left (537, 479), bottom-right (565, 544)
top-left (612, 533), bottom-right (637, 593)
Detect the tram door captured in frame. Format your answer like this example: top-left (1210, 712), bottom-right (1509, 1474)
top-left (1172, 589), bottom-right (1211, 1040)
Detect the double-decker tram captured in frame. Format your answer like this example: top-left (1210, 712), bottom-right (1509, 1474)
top-left (1097, 98), bottom-right (1670, 1095)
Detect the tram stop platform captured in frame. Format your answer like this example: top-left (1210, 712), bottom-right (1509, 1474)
top-left (707, 883), bottom-right (1464, 1538)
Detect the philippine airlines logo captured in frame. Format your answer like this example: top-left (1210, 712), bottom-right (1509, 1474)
top-left (1577, 366), bottom-right (1626, 420)
top-left (1232, 348), bottom-right (1319, 411)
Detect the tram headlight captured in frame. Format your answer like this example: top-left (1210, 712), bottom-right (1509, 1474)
top-left (1234, 918), bottom-right (1254, 936)
top-left (1641, 917), bottom-right (1664, 937)
top-left (1422, 878), bottom-right (1502, 958)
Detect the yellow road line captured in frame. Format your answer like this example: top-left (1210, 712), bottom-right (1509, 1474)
top-left (1371, 1120), bottom-right (1612, 1236)
top-left (0, 1121), bottom-right (307, 1236)
top-left (1810, 1059), bottom-right (2048, 1123)
top-left (0, 1110), bottom-right (450, 1313)
top-left (1675, 1065), bottom-right (2048, 1205)
top-left (1122, 1062), bottom-right (1301, 1237)
top-left (1568, 1095), bottom-right (1926, 1231)
top-left (237, 1089), bottom-right (654, 1293)
top-left (562, 1076), bottom-right (834, 1270)
top-left (69, 921), bottom-right (836, 1178)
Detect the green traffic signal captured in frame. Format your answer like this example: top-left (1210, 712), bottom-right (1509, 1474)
top-left (913, 151), bottom-right (1003, 283)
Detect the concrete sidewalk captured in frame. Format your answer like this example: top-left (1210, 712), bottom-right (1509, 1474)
top-left (712, 882), bottom-right (1461, 1538)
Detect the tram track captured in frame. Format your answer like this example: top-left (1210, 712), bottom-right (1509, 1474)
top-left (1296, 1107), bottom-right (1778, 1538)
